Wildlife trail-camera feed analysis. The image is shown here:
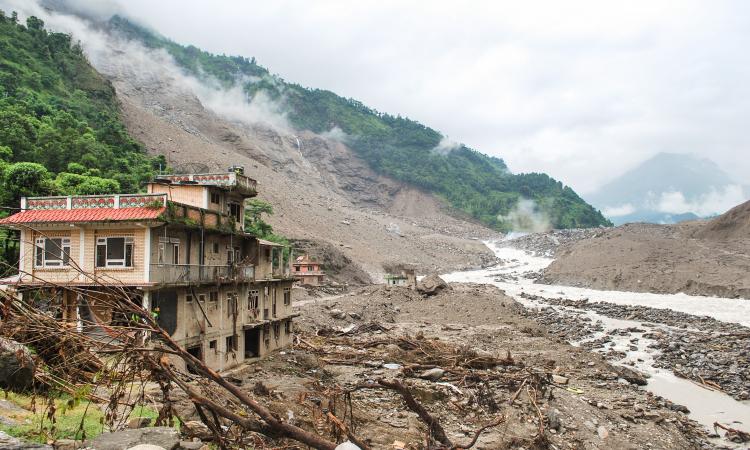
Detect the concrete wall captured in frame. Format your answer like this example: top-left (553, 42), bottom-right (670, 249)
top-left (20, 226), bottom-right (148, 285)
top-left (148, 184), bottom-right (207, 209)
top-left (160, 279), bottom-right (294, 371)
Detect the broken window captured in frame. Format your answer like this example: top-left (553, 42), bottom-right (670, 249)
top-left (209, 340), bottom-right (217, 352)
top-left (96, 237), bottom-right (133, 268)
top-left (34, 237), bottom-right (71, 268)
top-left (228, 203), bottom-right (242, 222)
top-left (226, 334), bottom-right (237, 352)
top-left (248, 290), bottom-right (259, 312)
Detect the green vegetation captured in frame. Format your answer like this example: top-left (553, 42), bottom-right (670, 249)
top-left (245, 199), bottom-right (291, 262)
top-left (109, 16), bottom-right (611, 232)
top-left (0, 391), bottom-right (160, 443)
top-left (0, 12), bottom-right (165, 272)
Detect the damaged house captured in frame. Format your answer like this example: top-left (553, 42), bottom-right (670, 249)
top-left (0, 168), bottom-right (296, 371)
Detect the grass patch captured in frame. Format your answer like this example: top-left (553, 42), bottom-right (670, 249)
top-left (0, 391), bottom-right (160, 443)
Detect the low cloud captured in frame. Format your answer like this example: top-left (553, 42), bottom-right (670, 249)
top-left (2, 0), bottom-right (291, 132)
top-left (602, 203), bottom-right (636, 217)
top-left (431, 136), bottom-right (461, 156)
top-left (498, 198), bottom-right (552, 233)
top-left (319, 126), bottom-right (349, 143)
top-left (655, 184), bottom-right (747, 216)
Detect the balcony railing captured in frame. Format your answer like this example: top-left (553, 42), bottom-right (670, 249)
top-left (150, 264), bottom-right (255, 284)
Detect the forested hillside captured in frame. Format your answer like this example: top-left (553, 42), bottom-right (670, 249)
top-left (109, 16), bottom-right (610, 232)
top-left (0, 12), bottom-right (163, 269)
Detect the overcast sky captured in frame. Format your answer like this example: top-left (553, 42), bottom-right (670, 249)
top-left (59, 1), bottom-right (750, 193)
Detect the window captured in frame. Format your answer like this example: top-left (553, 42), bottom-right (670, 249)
top-left (212, 242), bottom-right (220, 253)
top-left (229, 203), bottom-right (242, 221)
top-left (283, 288), bottom-right (291, 306)
top-left (209, 340), bottom-right (217, 352)
top-left (209, 291), bottom-right (219, 303)
top-left (226, 293), bottom-right (236, 317)
top-left (34, 238), bottom-right (71, 268)
top-left (248, 290), bottom-right (259, 310)
top-left (227, 246), bottom-right (240, 265)
top-left (158, 237), bottom-right (179, 264)
top-left (186, 294), bottom-right (193, 303)
top-left (272, 289), bottom-right (277, 317)
top-left (284, 320), bottom-right (292, 335)
top-left (226, 335), bottom-right (237, 352)
top-left (273, 323), bottom-right (280, 340)
top-left (294, 266), bottom-right (300, 272)
top-left (96, 237), bottom-right (133, 268)
top-left (198, 294), bottom-right (206, 303)
top-left (210, 192), bottom-right (221, 204)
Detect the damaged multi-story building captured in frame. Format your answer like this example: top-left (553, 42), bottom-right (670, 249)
top-left (0, 168), bottom-right (296, 371)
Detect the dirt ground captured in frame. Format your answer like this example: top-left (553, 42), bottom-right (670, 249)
top-left (541, 215), bottom-right (750, 299)
top-left (188, 284), bottom-right (711, 450)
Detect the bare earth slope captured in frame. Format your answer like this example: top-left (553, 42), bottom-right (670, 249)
top-left (95, 43), bottom-right (497, 282)
top-left (542, 202), bottom-right (750, 298)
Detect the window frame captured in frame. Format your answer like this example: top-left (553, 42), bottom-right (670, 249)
top-left (96, 236), bottom-right (134, 268)
top-left (34, 237), bottom-right (71, 268)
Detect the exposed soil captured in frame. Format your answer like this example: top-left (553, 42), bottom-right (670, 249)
top-left (541, 216), bottom-right (750, 299)
top-left (166, 284), bottom-right (712, 450)
top-left (83, 34), bottom-right (499, 284)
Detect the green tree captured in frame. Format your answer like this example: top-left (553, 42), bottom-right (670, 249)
top-left (4, 162), bottom-right (54, 204)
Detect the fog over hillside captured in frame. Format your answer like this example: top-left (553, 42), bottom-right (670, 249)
top-left (587, 152), bottom-right (749, 224)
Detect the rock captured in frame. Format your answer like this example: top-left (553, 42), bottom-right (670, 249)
top-left (0, 337), bottom-right (35, 392)
top-left (329, 309), bottom-right (346, 319)
top-left (127, 417), bottom-right (152, 429)
top-left (546, 408), bottom-right (562, 431)
top-left (669, 403), bottom-right (690, 414)
top-left (87, 427), bottom-right (179, 450)
top-left (348, 312), bottom-right (361, 320)
top-left (127, 446), bottom-right (166, 450)
top-left (597, 425), bottom-right (609, 439)
top-left (180, 421), bottom-right (213, 440)
top-left (53, 439), bottom-right (80, 450)
top-left (0, 431), bottom-right (52, 449)
top-left (416, 275), bottom-right (449, 296)
top-left (418, 368), bottom-right (445, 381)
top-left (612, 365), bottom-right (648, 386)
top-left (177, 441), bottom-right (204, 450)
top-left (334, 442), bottom-right (361, 450)
top-left (552, 374), bottom-right (569, 385)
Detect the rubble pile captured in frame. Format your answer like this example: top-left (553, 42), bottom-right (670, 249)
top-left (504, 228), bottom-right (603, 257)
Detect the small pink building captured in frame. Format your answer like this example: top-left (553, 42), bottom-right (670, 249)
top-left (292, 254), bottom-right (325, 286)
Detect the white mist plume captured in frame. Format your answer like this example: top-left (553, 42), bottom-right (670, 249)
top-left (498, 198), bottom-right (552, 233)
top-left (431, 136), bottom-right (461, 156)
top-left (602, 203), bottom-right (636, 218)
top-left (319, 126), bottom-right (349, 143)
top-left (654, 184), bottom-right (747, 217)
top-left (1, 0), bottom-right (291, 131)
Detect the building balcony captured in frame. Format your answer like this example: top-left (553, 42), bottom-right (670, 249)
top-left (150, 264), bottom-right (255, 285)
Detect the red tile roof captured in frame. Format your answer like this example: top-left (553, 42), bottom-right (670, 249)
top-left (0, 207), bottom-right (166, 225)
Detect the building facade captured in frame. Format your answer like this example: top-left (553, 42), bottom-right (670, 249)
top-left (292, 254), bottom-right (325, 286)
top-left (0, 169), bottom-right (296, 372)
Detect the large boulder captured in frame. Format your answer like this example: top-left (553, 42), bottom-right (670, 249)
top-left (0, 337), bottom-right (35, 392)
top-left (86, 427), bottom-right (179, 450)
top-left (416, 275), bottom-right (449, 296)
top-left (0, 431), bottom-right (51, 449)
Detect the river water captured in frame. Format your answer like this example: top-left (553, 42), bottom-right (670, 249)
top-left (443, 240), bottom-right (750, 441)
